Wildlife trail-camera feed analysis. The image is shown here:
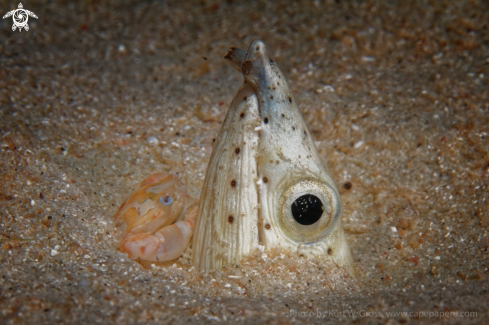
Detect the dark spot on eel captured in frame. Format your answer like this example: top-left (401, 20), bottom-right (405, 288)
top-left (235, 147), bottom-right (240, 154)
top-left (228, 215), bottom-right (234, 224)
top-left (327, 248), bottom-right (333, 255)
top-left (264, 117), bottom-right (269, 124)
top-left (343, 182), bottom-right (352, 190)
top-left (231, 180), bottom-right (236, 187)
top-left (265, 224), bottom-right (271, 230)
top-left (240, 112), bottom-right (245, 118)
top-left (288, 97), bottom-right (292, 103)
top-left (263, 177), bottom-right (268, 183)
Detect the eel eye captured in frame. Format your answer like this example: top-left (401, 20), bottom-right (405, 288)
top-left (159, 195), bottom-right (173, 206)
top-left (291, 194), bottom-right (323, 225)
top-left (278, 180), bottom-right (340, 243)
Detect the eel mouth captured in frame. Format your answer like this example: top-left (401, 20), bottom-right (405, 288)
top-left (224, 47), bottom-right (247, 71)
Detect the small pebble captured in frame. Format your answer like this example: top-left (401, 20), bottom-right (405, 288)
top-left (147, 136), bottom-right (159, 146)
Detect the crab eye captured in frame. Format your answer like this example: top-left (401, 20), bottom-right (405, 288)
top-left (159, 195), bottom-right (173, 206)
top-left (278, 180), bottom-right (340, 243)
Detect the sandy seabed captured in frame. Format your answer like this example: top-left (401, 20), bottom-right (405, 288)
top-left (1, 0), bottom-right (488, 324)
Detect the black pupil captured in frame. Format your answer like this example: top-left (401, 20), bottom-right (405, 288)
top-left (291, 194), bottom-right (323, 225)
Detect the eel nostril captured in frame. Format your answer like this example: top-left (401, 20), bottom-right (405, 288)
top-left (241, 60), bottom-right (253, 75)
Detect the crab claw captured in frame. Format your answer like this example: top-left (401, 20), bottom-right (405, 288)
top-left (113, 172), bottom-right (198, 262)
top-left (119, 206), bottom-right (197, 262)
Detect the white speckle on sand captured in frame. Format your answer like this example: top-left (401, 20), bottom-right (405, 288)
top-left (147, 136), bottom-right (159, 146)
top-left (362, 56), bottom-right (375, 62)
top-left (354, 141), bottom-right (364, 149)
top-left (118, 44), bottom-right (127, 53)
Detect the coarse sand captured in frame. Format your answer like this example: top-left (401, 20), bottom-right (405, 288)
top-left (1, 0), bottom-right (488, 324)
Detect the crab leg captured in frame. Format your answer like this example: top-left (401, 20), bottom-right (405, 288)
top-left (119, 205), bottom-right (198, 262)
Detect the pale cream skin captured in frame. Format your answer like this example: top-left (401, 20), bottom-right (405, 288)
top-left (113, 173), bottom-right (198, 262)
top-left (193, 41), bottom-right (355, 276)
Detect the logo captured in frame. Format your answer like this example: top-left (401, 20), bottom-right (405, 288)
top-left (3, 3), bottom-right (38, 32)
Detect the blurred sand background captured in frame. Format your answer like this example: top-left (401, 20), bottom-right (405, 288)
top-left (1, 0), bottom-right (488, 324)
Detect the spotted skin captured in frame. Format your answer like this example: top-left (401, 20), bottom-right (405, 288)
top-left (193, 41), bottom-right (355, 276)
